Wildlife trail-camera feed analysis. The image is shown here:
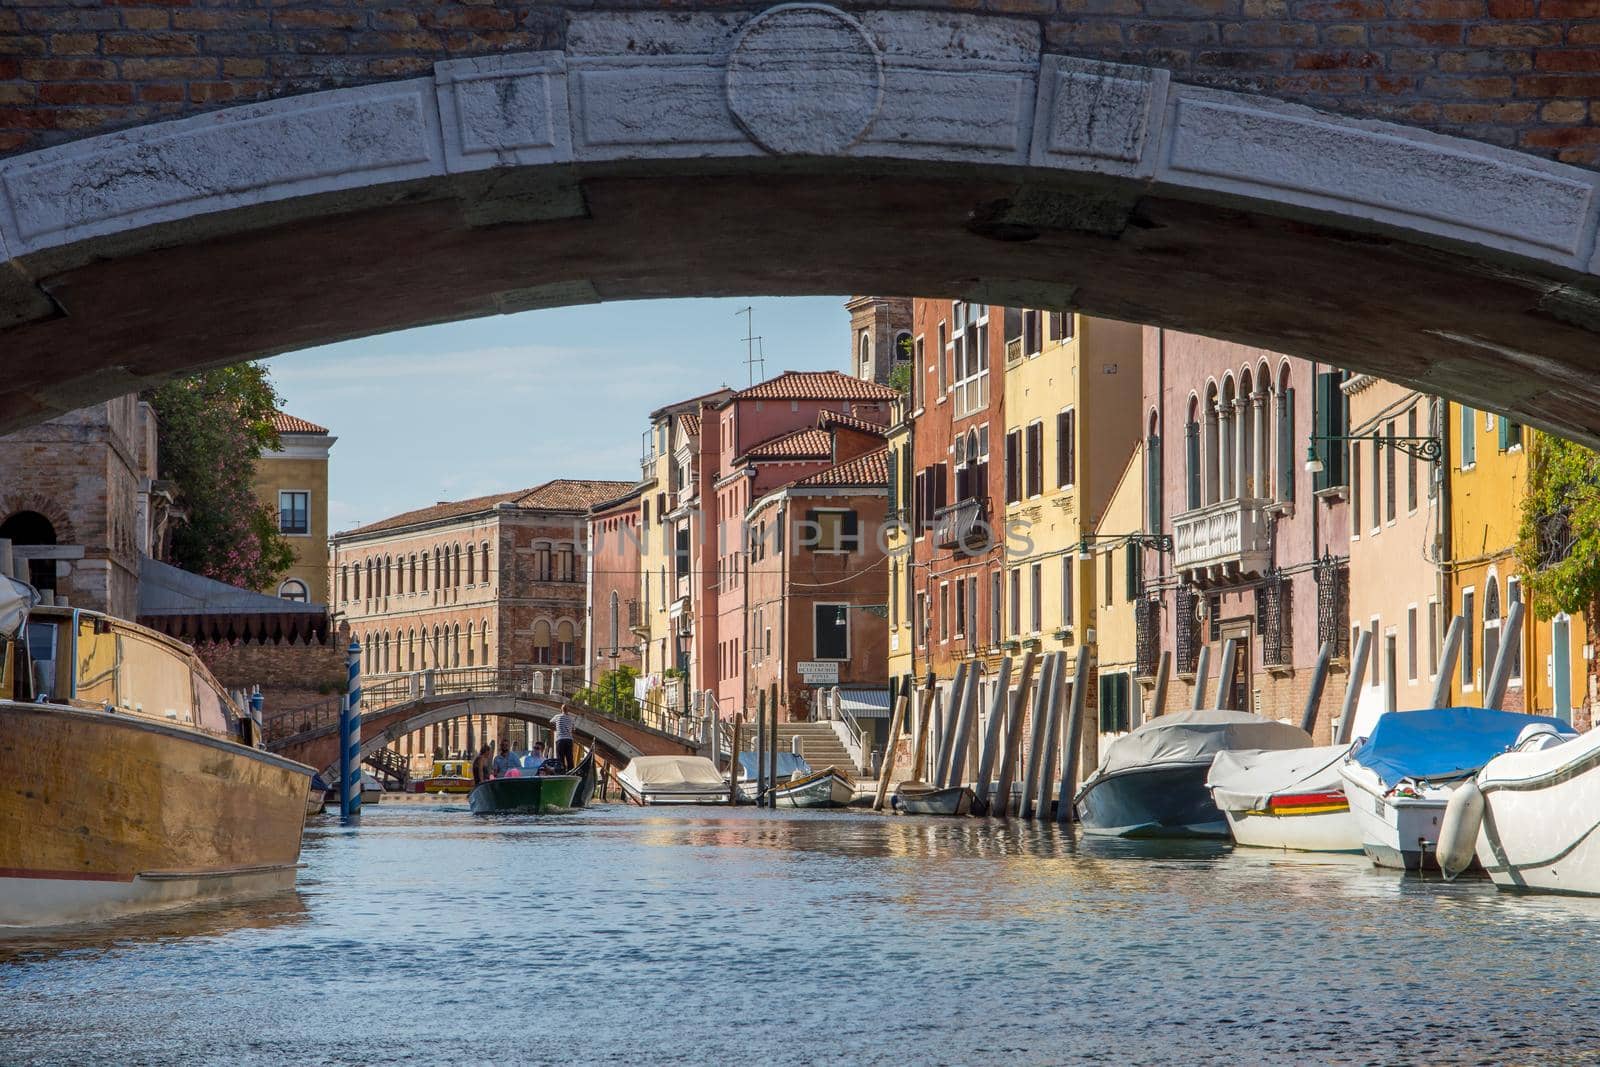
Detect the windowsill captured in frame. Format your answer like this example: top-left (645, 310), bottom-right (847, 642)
top-left (1313, 486), bottom-right (1348, 502)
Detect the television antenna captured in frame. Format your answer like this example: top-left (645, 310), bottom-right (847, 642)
top-left (737, 305), bottom-right (765, 386)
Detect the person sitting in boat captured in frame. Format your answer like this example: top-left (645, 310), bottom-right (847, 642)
top-left (491, 740), bottom-right (516, 778)
top-left (521, 742), bottom-right (547, 772)
top-left (471, 745), bottom-right (493, 787)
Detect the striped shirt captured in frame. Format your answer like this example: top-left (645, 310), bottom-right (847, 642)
top-left (552, 710), bottom-right (576, 742)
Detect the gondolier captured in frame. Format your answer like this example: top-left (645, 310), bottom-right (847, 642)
top-left (552, 709), bottom-right (577, 771)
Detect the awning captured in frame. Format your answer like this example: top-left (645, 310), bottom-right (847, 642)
top-left (839, 686), bottom-right (893, 718)
top-left (136, 556), bottom-right (329, 644)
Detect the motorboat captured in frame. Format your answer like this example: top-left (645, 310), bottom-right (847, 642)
top-left (0, 595), bottom-right (314, 927)
top-left (421, 758), bottom-right (474, 794)
top-left (469, 771), bottom-right (580, 814)
top-left (892, 781), bottom-right (975, 816)
top-left (1436, 721), bottom-right (1599, 892)
top-left (1207, 745), bottom-right (1361, 853)
top-left (1339, 706), bottom-right (1574, 871)
top-left (727, 751), bottom-right (811, 802)
top-left (1074, 710), bottom-right (1311, 838)
top-left (616, 755), bottom-right (729, 805)
top-left (770, 766), bottom-right (855, 808)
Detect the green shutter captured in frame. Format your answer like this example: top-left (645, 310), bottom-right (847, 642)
top-left (1125, 545), bottom-right (1140, 601)
top-left (1185, 422), bottom-right (1201, 509)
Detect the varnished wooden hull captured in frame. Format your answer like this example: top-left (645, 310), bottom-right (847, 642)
top-left (0, 701), bottom-right (313, 927)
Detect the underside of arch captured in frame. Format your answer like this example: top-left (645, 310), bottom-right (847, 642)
top-left (5, 9), bottom-right (1600, 444)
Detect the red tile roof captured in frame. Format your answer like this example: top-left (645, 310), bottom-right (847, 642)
top-left (793, 447), bottom-right (890, 488)
top-left (745, 427), bottom-right (834, 459)
top-left (816, 409), bottom-right (888, 437)
top-left (339, 478), bottom-right (635, 538)
top-left (677, 412), bottom-right (701, 438)
top-left (271, 412), bottom-right (328, 434)
top-left (732, 370), bottom-right (899, 401)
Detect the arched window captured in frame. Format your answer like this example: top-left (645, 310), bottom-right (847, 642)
top-left (385, 555), bottom-right (393, 597)
top-left (407, 628), bottom-right (416, 670)
top-left (1219, 374), bottom-right (1238, 501)
top-left (556, 620), bottom-right (576, 666)
top-left (1203, 382), bottom-right (1221, 506)
top-left (481, 619), bottom-right (490, 666)
top-left (858, 331), bottom-right (871, 378)
top-left (893, 330), bottom-right (911, 362)
top-left (609, 590), bottom-right (620, 653)
top-left (278, 578), bottom-right (309, 603)
top-left (432, 625), bottom-right (442, 666)
top-left (1238, 367), bottom-right (1255, 498)
top-left (1146, 409), bottom-right (1162, 533)
top-left (532, 620), bottom-right (552, 665)
top-left (454, 545), bottom-right (462, 587)
top-left (1185, 395), bottom-right (1202, 511)
top-left (466, 622), bottom-right (476, 666)
top-left (480, 540), bottom-right (491, 585)
top-left (452, 623), bottom-right (462, 667)
top-left (466, 544), bottom-right (476, 585)
top-left (1275, 362), bottom-right (1295, 503)
top-left (1484, 573), bottom-right (1503, 692)
top-left (338, 565), bottom-right (348, 603)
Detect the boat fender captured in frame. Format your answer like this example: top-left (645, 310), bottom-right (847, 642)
top-left (1437, 779), bottom-right (1485, 882)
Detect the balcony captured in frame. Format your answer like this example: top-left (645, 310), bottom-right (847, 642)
top-left (933, 497), bottom-right (990, 552)
top-left (1173, 497), bottom-right (1271, 584)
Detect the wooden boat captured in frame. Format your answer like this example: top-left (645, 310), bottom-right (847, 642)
top-left (469, 773), bottom-right (580, 814)
top-left (726, 751), bottom-right (811, 803)
top-left (0, 600), bottom-right (314, 927)
top-left (421, 759), bottom-right (474, 794)
top-left (568, 748), bottom-right (597, 808)
top-left (304, 784), bottom-right (328, 818)
top-left (893, 781), bottom-right (975, 816)
top-left (616, 755), bottom-right (728, 805)
top-left (770, 766), bottom-right (855, 808)
top-left (1207, 745), bottom-right (1362, 853)
top-left (1075, 710), bottom-right (1311, 838)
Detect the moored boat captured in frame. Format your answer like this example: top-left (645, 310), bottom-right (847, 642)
top-left (305, 774), bottom-right (330, 818)
top-left (568, 748), bottom-right (598, 808)
top-left (893, 781), bottom-right (975, 816)
top-left (421, 759), bottom-right (474, 794)
top-left (0, 595), bottom-right (315, 927)
top-left (727, 751), bottom-right (811, 803)
top-left (1339, 706), bottom-right (1574, 871)
top-left (469, 773), bottom-right (580, 814)
top-left (1435, 720), bottom-right (1598, 891)
top-left (1207, 745), bottom-right (1361, 853)
top-left (1074, 710), bottom-right (1311, 838)
top-left (616, 755), bottom-right (728, 805)
top-left (770, 766), bottom-right (855, 808)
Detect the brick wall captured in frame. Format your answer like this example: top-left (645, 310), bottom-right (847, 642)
top-left (195, 633), bottom-right (348, 719)
top-left (4, 3), bottom-right (1600, 165)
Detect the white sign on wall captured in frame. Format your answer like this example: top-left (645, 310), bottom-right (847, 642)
top-left (797, 661), bottom-right (840, 684)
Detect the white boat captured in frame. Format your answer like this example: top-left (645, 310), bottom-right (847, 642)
top-left (1074, 710), bottom-right (1311, 838)
top-left (1339, 706), bottom-right (1574, 871)
top-left (725, 751), bottom-right (811, 803)
top-left (770, 766), bottom-right (855, 808)
top-left (1439, 722), bottom-right (1600, 893)
top-left (1207, 745), bottom-right (1361, 853)
top-left (617, 755), bottom-right (729, 805)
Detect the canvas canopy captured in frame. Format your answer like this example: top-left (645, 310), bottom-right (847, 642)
top-left (1093, 710), bottom-right (1311, 779)
top-left (0, 576), bottom-right (34, 638)
top-left (737, 752), bottom-right (810, 780)
top-left (1347, 707), bottom-right (1575, 790)
top-left (620, 756), bottom-right (725, 791)
top-left (1207, 744), bottom-right (1351, 812)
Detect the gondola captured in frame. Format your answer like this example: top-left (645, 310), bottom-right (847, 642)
top-left (568, 748), bottom-right (598, 808)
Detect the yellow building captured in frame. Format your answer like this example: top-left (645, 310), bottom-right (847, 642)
top-left (998, 312), bottom-right (1143, 691)
top-left (1088, 443), bottom-right (1144, 760)
top-left (886, 397), bottom-right (915, 687)
top-left (254, 412), bottom-right (334, 605)
top-left (1446, 404), bottom-right (1587, 723)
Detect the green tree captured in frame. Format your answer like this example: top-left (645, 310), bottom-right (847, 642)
top-left (887, 363), bottom-right (912, 397)
top-left (1515, 432), bottom-right (1600, 620)
top-left (574, 666), bottom-right (642, 719)
top-left (145, 364), bottom-right (296, 591)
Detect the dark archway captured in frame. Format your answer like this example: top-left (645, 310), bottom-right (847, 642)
top-left (0, 510), bottom-right (57, 593)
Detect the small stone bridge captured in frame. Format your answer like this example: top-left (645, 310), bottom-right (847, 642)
top-left (264, 667), bottom-right (705, 781)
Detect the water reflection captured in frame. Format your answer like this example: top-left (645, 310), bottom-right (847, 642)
top-left (4, 804), bottom-right (1599, 1063)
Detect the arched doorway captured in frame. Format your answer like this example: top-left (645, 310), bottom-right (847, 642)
top-left (0, 511), bottom-right (58, 594)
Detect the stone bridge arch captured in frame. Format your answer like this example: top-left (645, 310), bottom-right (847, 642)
top-left (5, 6), bottom-right (1600, 444)
top-left (268, 693), bottom-right (699, 780)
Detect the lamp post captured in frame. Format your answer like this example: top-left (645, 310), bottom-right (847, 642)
top-left (1304, 433), bottom-right (1441, 474)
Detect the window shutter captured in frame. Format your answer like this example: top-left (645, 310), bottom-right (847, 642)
top-left (1006, 431), bottom-right (1020, 503)
top-left (1125, 545), bottom-right (1140, 601)
top-left (1185, 422), bottom-right (1201, 509)
top-left (935, 463), bottom-right (947, 510)
top-left (1279, 388), bottom-right (1295, 501)
top-left (1313, 375), bottom-right (1331, 492)
top-left (1146, 435), bottom-right (1162, 531)
top-left (842, 510), bottom-right (860, 548)
top-left (887, 455), bottom-right (898, 515)
top-left (1498, 415), bottom-right (1510, 451)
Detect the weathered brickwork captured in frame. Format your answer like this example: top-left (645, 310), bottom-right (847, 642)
top-left (4, 2), bottom-right (1600, 164)
top-left (197, 632), bottom-right (348, 721)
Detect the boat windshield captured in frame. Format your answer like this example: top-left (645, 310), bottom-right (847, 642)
top-left (25, 621), bottom-right (56, 700)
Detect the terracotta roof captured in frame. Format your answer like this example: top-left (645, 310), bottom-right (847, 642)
top-left (793, 447), bottom-right (890, 488)
top-left (745, 427), bottom-right (833, 459)
top-left (271, 412), bottom-right (328, 434)
top-left (817, 409), bottom-right (888, 437)
top-left (732, 370), bottom-right (899, 401)
top-left (339, 478), bottom-right (635, 538)
top-left (678, 412), bottom-right (701, 438)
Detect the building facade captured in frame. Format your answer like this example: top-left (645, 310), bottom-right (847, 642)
top-left (585, 485), bottom-right (644, 682)
top-left (1090, 443), bottom-right (1145, 754)
top-left (845, 295), bottom-right (912, 386)
top-left (329, 478), bottom-right (630, 766)
top-left (255, 411), bottom-right (335, 605)
top-left (1142, 330), bottom-right (1352, 743)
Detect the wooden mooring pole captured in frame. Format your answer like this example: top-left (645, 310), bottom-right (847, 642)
top-left (932, 663), bottom-right (967, 789)
top-left (992, 653), bottom-right (1036, 818)
top-left (1484, 600), bottom-right (1526, 709)
top-left (1057, 643), bottom-right (1092, 824)
top-left (944, 663), bottom-right (980, 791)
top-left (727, 714), bottom-right (743, 805)
top-left (1336, 629), bottom-right (1372, 745)
top-left (908, 672), bottom-right (935, 783)
top-left (1212, 638), bottom-right (1238, 709)
top-left (1151, 650), bottom-right (1171, 719)
top-left (873, 676), bottom-right (911, 811)
top-left (1020, 653), bottom-right (1056, 819)
top-left (1299, 641), bottom-right (1333, 736)
top-left (1429, 615), bottom-right (1466, 710)
top-left (1190, 645), bottom-right (1212, 710)
top-left (973, 657), bottom-right (1014, 815)
top-left (1034, 653), bottom-right (1066, 821)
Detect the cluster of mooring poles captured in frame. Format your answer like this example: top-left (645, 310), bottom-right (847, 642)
top-left (725, 684), bottom-right (784, 806)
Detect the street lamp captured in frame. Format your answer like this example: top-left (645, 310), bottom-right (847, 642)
top-left (1304, 433), bottom-right (1441, 474)
top-left (1077, 532), bottom-right (1174, 561)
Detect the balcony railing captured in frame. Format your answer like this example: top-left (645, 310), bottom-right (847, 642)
top-left (1173, 497), bottom-right (1271, 579)
top-left (933, 497), bottom-right (990, 552)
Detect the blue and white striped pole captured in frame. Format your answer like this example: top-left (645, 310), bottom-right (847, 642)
top-left (339, 639), bottom-right (362, 819)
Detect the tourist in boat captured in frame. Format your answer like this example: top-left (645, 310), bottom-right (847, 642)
top-left (472, 745), bottom-right (493, 786)
top-left (552, 709), bottom-right (577, 771)
top-left (492, 740), bottom-right (516, 778)
top-left (522, 741), bottom-right (547, 772)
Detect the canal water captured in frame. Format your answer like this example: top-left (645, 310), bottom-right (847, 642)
top-left (5, 802), bottom-right (1600, 1064)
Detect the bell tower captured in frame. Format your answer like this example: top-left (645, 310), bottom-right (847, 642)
top-left (843, 296), bottom-right (912, 386)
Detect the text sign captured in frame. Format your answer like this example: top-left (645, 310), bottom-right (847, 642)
top-left (797, 661), bottom-right (840, 684)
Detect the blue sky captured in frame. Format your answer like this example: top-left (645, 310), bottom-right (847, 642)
top-left (264, 296), bottom-right (850, 533)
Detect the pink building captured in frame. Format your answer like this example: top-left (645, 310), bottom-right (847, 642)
top-left (1140, 329), bottom-right (1352, 741)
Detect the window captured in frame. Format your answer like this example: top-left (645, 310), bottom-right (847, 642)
top-left (1507, 577), bottom-right (1523, 683)
top-left (1025, 421), bottom-right (1043, 497)
top-left (1312, 370), bottom-right (1347, 490)
top-left (1061, 558), bottom-right (1074, 627)
top-left (939, 583), bottom-right (950, 642)
top-left (916, 592), bottom-right (928, 648)
top-left (1125, 545), bottom-right (1141, 601)
top-left (1499, 414), bottom-right (1523, 451)
top-left (894, 330), bottom-right (911, 363)
top-left (1350, 440), bottom-right (1362, 534)
top-left (1185, 402), bottom-right (1202, 510)
top-left (967, 575), bottom-right (979, 643)
top-left (1407, 605), bottom-right (1418, 682)
top-left (1029, 563), bottom-right (1042, 633)
top-left (1146, 420), bottom-right (1163, 532)
top-left (1428, 598), bottom-right (1439, 677)
top-left (1008, 569), bottom-right (1021, 637)
top-left (859, 331), bottom-right (871, 378)
top-left (556, 620), bottom-right (576, 666)
top-left (1384, 421), bottom-right (1397, 523)
top-left (1369, 431), bottom-right (1381, 531)
top-left (1005, 429), bottom-right (1022, 504)
top-left (1369, 618), bottom-right (1381, 689)
top-left (950, 302), bottom-right (990, 417)
top-left (1460, 405), bottom-right (1477, 467)
top-left (278, 579), bottom-right (308, 603)
top-left (674, 527), bottom-right (691, 577)
top-left (278, 491), bottom-right (310, 535)
top-left (1023, 309), bottom-right (1042, 355)
top-left (1554, 614), bottom-right (1573, 723)
top-left (1406, 407), bottom-right (1419, 512)
top-left (954, 579), bottom-right (966, 638)
top-left (1461, 587), bottom-right (1476, 689)
top-left (911, 336), bottom-right (924, 408)
top-left (1047, 311), bottom-right (1073, 343)
top-left (1104, 549), bottom-right (1114, 606)
top-left (1057, 408), bottom-right (1076, 488)
top-left (1275, 375), bottom-right (1295, 502)
top-left (990, 571), bottom-right (1001, 645)
top-left (815, 604), bottom-right (849, 660)
top-left (806, 509), bottom-right (860, 553)
top-left (936, 321), bottom-right (948, 394)
top-left (1099, 673), bottom-right (1131, 734)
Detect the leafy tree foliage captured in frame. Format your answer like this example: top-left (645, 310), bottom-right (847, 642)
top-left (574, 666), bottom-right (641, 719)
top-left (1515, 432), bottom-right (1600, 620)
top-left (145, 364), bottom-right (296, 591)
